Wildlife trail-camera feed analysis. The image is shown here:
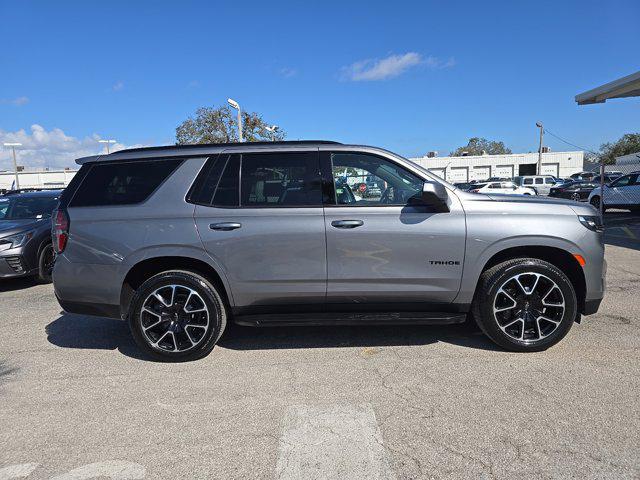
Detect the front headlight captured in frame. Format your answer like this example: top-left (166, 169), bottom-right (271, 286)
top-left (0, 231), bottom-right (34, 252)
top-left (578, 215), bottom-right (604, 233)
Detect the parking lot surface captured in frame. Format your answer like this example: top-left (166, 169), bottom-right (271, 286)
top-left (1, 220), bottom-right (639, 479)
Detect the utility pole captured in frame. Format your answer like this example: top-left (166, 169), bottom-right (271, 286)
top-left (227, 98), bottom-right (243, 142)
top-left (3, 142), bottom-right (22, 190)
top-left (536, 122), bottom-right (544, 175)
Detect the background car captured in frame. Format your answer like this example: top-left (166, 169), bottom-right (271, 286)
top-left (0, 189), bottom-right (61, 282)
top-left (512, 175), bottom-right (556, 195)
top-left (469, 181), bottom-right (536, 195)
top-left (549, 180), bottom-right (599, 201)
top-left (589, 171), bottom-right (640, 212)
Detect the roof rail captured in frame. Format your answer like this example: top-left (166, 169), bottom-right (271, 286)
top-left (117, 140), bottom-right (342, 154)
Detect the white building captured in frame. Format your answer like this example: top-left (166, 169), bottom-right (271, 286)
top-left (410, 151), bottom-right (584, 183)
top-left (0, 169), bottom-right (78, 191)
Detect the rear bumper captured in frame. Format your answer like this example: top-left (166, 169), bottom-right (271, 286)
top-left (56, 295), bottom-right (121, 319)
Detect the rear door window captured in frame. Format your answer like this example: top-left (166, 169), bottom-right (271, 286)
top-left (70, 159), bottom-right (183, 207)
top-left (240, 152), bottom-right (322, 207)
top-left (535, 178), bottom-right (544, 184)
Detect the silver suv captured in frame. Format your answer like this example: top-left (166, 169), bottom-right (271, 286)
top-left (52, 141), bottom-right (605, 361)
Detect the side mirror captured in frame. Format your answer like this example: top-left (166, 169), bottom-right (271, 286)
top-left (420, 181), bottom-right (449, 212)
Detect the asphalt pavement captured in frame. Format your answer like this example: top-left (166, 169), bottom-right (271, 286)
top-left (0, 219), bottom-right (639, 479)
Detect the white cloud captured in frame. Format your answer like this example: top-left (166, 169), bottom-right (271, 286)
top-left (1, 96), bottom-right (30, 106)
top-left (112, 81), bottom-right (124, 91)
top-left (340, 52), bottom-right (455, 81)
top-left (279, 67), bottom-right (298, 78)
top-left (0, 125), bottom-right (145, 171)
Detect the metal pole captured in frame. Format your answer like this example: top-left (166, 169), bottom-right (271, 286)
top-left (537, 125), bottom-right (544, 175)
top-left (11, 146), bottom-right (20, 190)
top-left (237, 108), bottom-right (243, 142)
top-left (600, 157), bottom-right (605, 218)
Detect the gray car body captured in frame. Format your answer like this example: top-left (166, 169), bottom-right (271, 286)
top-left (53, 143), bottom-right (605, 320)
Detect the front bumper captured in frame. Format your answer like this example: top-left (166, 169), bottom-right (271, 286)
top-left (0, 255), bottom-right (35, 278)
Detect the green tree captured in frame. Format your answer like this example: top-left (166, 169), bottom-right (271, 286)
top-left (450, 137), bottom-right (512, 156)
top-left (176, 105), bottom-right (285, 144)
top-left (599, 133), bottom-right (640, 165)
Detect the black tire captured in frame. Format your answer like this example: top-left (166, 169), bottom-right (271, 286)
top-left (472, 258), bottom-right (577, 352)
top-left (590, 195), bottom-right (605, 212)
top-left (36, 243), bottom-right (54, 283)
top-left (128, 270), bottom-right (227, 362)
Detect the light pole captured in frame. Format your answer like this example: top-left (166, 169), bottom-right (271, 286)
top-left (99, 139), bottom-right (117, 154)
top-left (227, 98), bottom-right (243, 142)
top-left (3, 142), bottom-right (22, 190)
top-left (265, 125), bottom-right (278, 141)
top-left (535, 122), bottom-right (544, 175)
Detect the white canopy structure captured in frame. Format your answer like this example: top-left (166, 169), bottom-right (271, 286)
top-left (576, 70), bottom-right (640, 105)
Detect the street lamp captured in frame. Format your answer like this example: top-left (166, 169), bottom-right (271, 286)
top-left (535, 122), bottom-right (544, 175)
top-left (227, 98), bottom-right (243, 142)
top-left (99, 139), bottom-right (117, 154)
top-left (265, 125), bottom-right (278, 141)
top-left (3, 142), bottom-right (22, 189)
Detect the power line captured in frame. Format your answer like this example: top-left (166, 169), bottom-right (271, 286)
top-left (543, 128), bottom-right (599, 156)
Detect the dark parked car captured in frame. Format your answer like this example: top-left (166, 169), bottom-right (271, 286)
top-left (549, 181), bottom-right (598, 202)
top-left (0, 189), bottom-right (61, 282)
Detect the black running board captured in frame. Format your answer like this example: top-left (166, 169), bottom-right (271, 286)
top-left (234, 311), bottom-right (467, 327)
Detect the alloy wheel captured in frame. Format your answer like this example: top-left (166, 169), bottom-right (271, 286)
top-left (140, 284), bottom-right (210, 352)
top-left (493, 272), bottom-right (565, 343)
top-left (571, 192), bottom-right (581, 201)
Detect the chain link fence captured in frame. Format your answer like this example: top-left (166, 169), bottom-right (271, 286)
top-left (594, 160), bottom-right (640, 214)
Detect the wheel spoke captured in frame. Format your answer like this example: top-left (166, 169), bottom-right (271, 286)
top-left (493, 272), bottom-right (565, 344)
top-left (141, 284), bottom-right (211, 353)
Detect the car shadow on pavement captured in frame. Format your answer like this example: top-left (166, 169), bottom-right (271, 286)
top-left (45, 314), bottom-right (500, 360)
top-left (45, 313), bottom-right (150, 361)
top-left (0, 277), bottom-right (39, 293)
top-left (218, 321), bottom-right (501, 352)
top-left (604, 212), bottom-right (640, 251)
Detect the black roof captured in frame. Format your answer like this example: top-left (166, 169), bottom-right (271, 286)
top-left (119, 140), bottom-right (341, 154)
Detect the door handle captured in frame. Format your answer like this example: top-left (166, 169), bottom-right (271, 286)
top-left (331, 220), bottom-right (364, 229)
top-left (209, 222), bottom-right (242, 231)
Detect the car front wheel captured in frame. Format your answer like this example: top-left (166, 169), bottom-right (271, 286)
top-left (472, 258), bottom-right (577, 352)
top-left (128, 270), bottom-right (227, 362)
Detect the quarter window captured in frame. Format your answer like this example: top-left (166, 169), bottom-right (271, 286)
top-left (523, 178), bottom-right (534, 185)
top-left (70, 159), bottom-right (183, 207)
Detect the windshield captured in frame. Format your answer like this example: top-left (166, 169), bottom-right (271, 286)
top-left (0, 196), bottom-right (59, 220)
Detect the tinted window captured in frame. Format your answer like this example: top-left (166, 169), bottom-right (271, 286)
top-left (70, 159), bottom-right (182, 207)
top-left (0, 195), bottom-right (59, 220)
top-left (523, 178), bottom-right (534, 185)
top-left (488, 183), bottom-right (502, 189)
top-left (330, 153), bottom-right (423, 206)
top-left (545, 178), bottom-right (555, 184)
top-left (535, 178), bottom-right (544, 184)
top-left (611, 175), bottom-right (632, 188)
top-left (213, 155), bottom-right (240, 206)
top-left (188, 155), bottom-right (228, 205)
top-left (240, 152), bottom-right (321, 207)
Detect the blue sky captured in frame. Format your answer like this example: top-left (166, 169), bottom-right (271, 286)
top-left (0, 0), bottom-right (638, 168)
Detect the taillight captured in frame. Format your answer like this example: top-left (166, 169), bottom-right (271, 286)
top-left (52, 208), bottom-right (69, 254)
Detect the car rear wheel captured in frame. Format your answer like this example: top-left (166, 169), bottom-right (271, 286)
top-left (128, 270), bottom-right (227, 362)
top-left (571, 192), bottom-right (581, 201)
top-left (37, 244), bottom-right (54, 283)
top-left (472, 258), bottom-right (577, 352)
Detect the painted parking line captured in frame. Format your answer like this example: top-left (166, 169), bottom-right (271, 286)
top-left (276, 404), bottom-right (395, 480)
